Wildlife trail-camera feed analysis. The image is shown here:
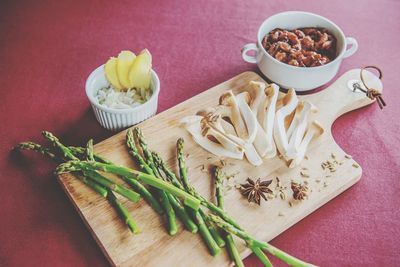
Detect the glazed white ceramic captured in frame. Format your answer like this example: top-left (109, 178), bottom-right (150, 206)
top-left (85, 65), bottom-right (160, 131)
top-left (241, 11), bottom-right (358, 91)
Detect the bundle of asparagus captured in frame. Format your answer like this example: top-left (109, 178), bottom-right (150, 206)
top-left (15, 129), bottom-right (315, 267)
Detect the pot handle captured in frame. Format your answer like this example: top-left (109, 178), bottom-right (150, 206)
top-left (241, 43), bottom-right (258, 64)
top-left (343, 37), bottom-right (358, 58)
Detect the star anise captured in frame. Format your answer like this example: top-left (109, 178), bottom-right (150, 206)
top-left (240, 178), bottom-right (272, 205)
top-left (291, 181), bottom-right (308, 201)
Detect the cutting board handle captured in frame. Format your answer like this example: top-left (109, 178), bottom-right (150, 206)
top-left (304, 69), bottom-right (383, 128)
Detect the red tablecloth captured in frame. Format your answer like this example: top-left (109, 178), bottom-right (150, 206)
top-left (1, 0), bottom-right (399, 266)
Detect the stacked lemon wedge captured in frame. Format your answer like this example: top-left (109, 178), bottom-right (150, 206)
top-left (104, 49), bottom-right (152, 91)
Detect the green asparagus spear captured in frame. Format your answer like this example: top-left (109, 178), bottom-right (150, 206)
top-left (15, 141), bottom-right (108, 197)
top-left (201, 210), bottom-right (226, 248)
top-left (107, 190), bottom-right (140, 234)
top-left (214, 166), bottom-right (243, 266)
top-left (56, 160), bottom-right (201, 210)
top-left (77, 174), bottom-right (108, 197)
top-left (214, 166), bottom-right (224, 209)
top-left (189, 208), bottom-right (221, 256)
top-left (42, 131), bottom-right (78, 160)
top-left (226, 234), bottom-right (244, 267)
top-left (126, 129), bottom-right (154, 175)
top-left (251, 246), bottom-right (273, 267)
top-left (83, 137), bottom-right (164, 215)
top-left (82, 169), bottom-right (140, 203)
top-left (133, 128), bottom-right (162, 177)
top-left (149, 152), bottom-right (198, 233)
top-left (15, 142), bottom-right (57, 159)
top-left (129, 128), bottom-right (177, 235)
top-left (174, 140), bottom-right (223, 254)
top-left (176, 138), bottom-right (242, 230)
top-left (86, 139), bottom-right (95, 161)
top-left (69, 146), bottom-right (111, 164)
top-left (16, 140), bottom-right (141, 234)
top-left (208, 215), bottom-right (315, 267)
top-left (167, 194), bottom-right (198, 233)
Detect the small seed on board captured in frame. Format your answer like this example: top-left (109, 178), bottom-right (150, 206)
top-left (300, 171), bottom-right (310, 178)
top-left (352, 163), bottom-right (360, 168)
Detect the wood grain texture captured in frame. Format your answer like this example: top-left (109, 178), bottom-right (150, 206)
top-left (59, 69), bottom-right (383, 267)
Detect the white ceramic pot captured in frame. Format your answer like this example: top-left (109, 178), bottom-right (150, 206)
top-left (241, 11), bottom-right (358, 91)
top-left (85, 65), bottom-right (160, 131)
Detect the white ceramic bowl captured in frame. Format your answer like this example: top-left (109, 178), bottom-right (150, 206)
top-left (85, 65), bottom-right (160, 131)
top-left (241, 11), bottom-right (358, 91)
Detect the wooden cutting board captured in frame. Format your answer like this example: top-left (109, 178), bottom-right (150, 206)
top-left (59, 69), bottom-right (382, 267)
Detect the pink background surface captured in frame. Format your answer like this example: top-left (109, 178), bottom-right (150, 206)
top-left (1, 0), bottom-right (399, 266)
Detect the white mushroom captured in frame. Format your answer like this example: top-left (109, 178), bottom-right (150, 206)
top-left (201, 106), bottom-right (238, 136)
top-left (228, 134), bottom-right (263, 166)
top-left (289, 121), bottom-right (324, 168)
top-left (262, 83), bottom-right (280, 158)
top-left (273, 88), bottom-right (299, 158)
top-left (180, 116), bottom-right (244, 159)
top-left (220, 91), bottom-right (248, 139)
top-left (248, 81), bottom-right (267, 119)
top-left (235, 92), bottom-right (257, 143)
top-left (285, 101), bottom-right (312, 159)
top-left (200, 117), bottom-right (244, 154)
top-left (245, 81), bottom-right (270, 157)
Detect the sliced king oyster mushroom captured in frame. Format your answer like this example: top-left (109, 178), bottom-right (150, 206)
top-left (248, 81), bottom-right (267, 119)
top-left (228, 134), bottom-right (263, 166)
top-left (235, 92), bottom-right (257, 143)
top-left (198, 107), bottom-right (237, 136)
top-left (273, 88), bottom-right (299, 159)
top-left (180, 115), bottom-right (244, 159)
top-left (285, 101), bottom-right (312, 158)
top-left (289, 121), bottom-right (324, 168)
top-left (200, 116), bottom-right (243, 154)
top-left (220, 91), bottom-right (248, 139)
top-left (262, 83), bottom-right (280, 158)
top-left (245, 81), bottom-right (270, 157)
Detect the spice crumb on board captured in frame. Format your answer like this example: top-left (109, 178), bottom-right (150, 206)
top-left (278, 212), bottom-right (285, 217)
top-left (300, 171), bottom-right (310, 178)
top-left (345, 154), bottom-right (352, 159)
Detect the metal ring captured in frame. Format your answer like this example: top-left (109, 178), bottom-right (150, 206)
top-left (360, 65), bottom-right (383, 91)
